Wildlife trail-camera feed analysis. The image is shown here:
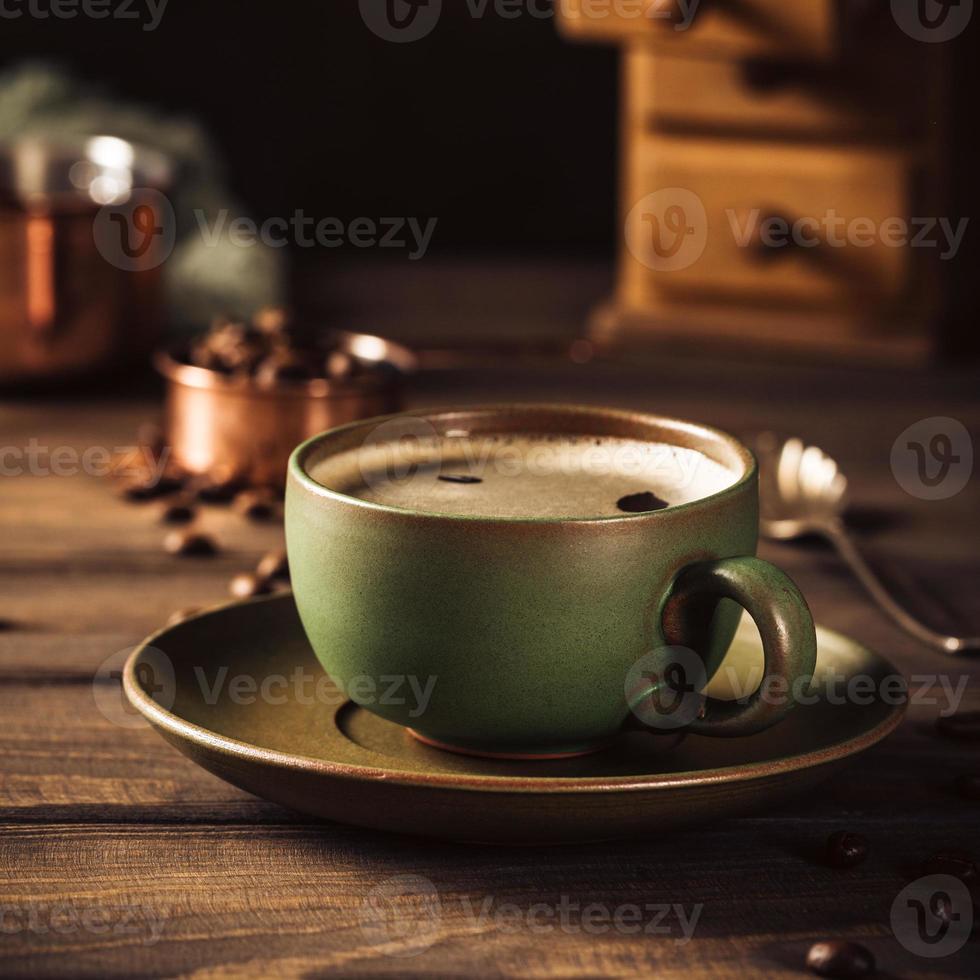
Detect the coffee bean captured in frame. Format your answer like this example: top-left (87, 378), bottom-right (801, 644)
top-left (825, 832), bottom-right (869, 870)
top-left (229, 572), bottom-right (272, 599)
top-left (164, 530), bottom-right (218, 558)
top-left (190, 467), bottom-right (242, 504)
top-left (805, 941), bottom-right (875, 978)
top-left (936, 711), bottom-right (980, 741)
top-left (253, 306), bottom-right (290, 336)
top-left (325, 350), bottom-right (356, 380)
top-left (160, 497), bottom-right (197, 525)
top-left (616, 491), bottom-right (669, 513)
top-left (167, 607), bottom-right (203, 627)
top-left (921, 849), bottom-right (977, 882)
top-left (255, 352), bottom-right (315, 387)
top-left (256, 549), bottom-right (289, 582)
top-left (232, 489), bottom-right (279, 522)
top-left (120, 474), bottom-right (183, 502)
top-left (954, 774), bottom-right (980, 801)
top-left (206, 320), bottom-right (267, 374)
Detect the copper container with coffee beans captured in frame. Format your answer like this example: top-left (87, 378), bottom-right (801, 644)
top-left (0, 135), bottom-right (172, 386)
top-left (157, 308), bottom-right (416, 489)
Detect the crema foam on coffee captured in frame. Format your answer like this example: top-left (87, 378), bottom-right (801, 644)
top-left (307, 432), bottom-right (739, 519)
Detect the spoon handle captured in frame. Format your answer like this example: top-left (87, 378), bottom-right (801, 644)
top-left (824, 520), bottom-right (979, 655)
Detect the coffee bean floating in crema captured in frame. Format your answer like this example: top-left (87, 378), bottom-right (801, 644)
top-left (805, 941), bottom-right (875, 979)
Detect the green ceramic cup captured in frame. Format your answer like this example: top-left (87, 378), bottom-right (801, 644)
top-left (286, 404), bottom-right (817, 759)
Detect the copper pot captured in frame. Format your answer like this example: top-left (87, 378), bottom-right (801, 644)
top-left (0, 136), bottom-right (172, 386)
top-left (157, 331), bottom-right (416, 488)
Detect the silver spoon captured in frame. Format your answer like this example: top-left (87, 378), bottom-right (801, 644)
top-left (755, 433), bottom-right (978, 655)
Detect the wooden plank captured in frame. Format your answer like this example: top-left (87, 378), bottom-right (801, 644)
top-left (1, 818), bottom-right (978, 979)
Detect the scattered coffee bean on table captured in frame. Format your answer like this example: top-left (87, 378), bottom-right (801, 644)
top-left (120, 475), bottom-right (183, 502)
top-left (920, 849), bottom-right (977, 882)
top-left (164, 530), bottom-right (218, 558)
top-left (935, 711), bottom-right (980, 741)
top-left (229, 573), bottom-right (272, 599)
top-left (954, 774), bottom-right (980, 801)
top-left (233, 489), bottom-right (279, 522)
top-left (160, 497), bottom-right (197, 525)
top-left (256, 549), bottom-right (289, 582)
top-left (191, 471), bottom-right (242, 504)
top-left (805, 940), bottom-right (875, 978)
top-left (825, 831), bottom-right (869, 869)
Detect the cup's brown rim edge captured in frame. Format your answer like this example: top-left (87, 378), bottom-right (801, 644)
top-left (287, 403), bottom-right (759, 526)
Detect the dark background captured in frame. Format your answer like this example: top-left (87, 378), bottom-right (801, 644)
top-left (0, 0), bottom-right (619, 256)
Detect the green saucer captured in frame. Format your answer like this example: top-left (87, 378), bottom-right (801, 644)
top-left (124, 593), bottom-right (905, 844)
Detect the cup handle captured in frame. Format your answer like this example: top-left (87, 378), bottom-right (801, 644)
top-left (659, 556), bottom-right (817, 737)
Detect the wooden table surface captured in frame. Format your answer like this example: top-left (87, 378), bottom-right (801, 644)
top-left (2, 344), bottom-right (979, 978)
